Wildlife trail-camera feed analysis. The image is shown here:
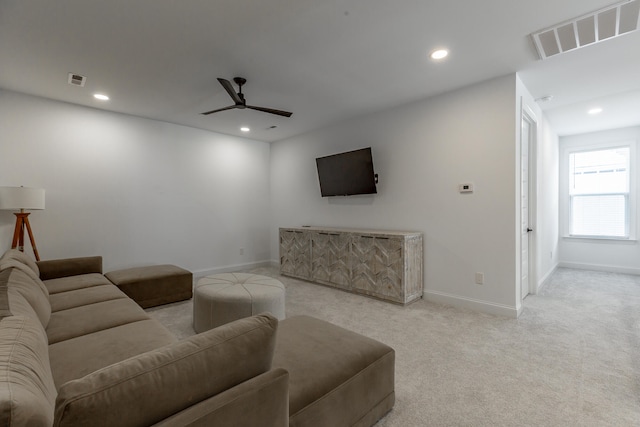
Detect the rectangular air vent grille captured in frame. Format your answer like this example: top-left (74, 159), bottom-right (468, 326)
top-left (67, 73), bottom-right (86, 87)
top-left (531, 0), bottom-right (640, 60)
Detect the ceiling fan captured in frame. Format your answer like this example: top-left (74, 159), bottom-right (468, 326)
top-left (202, 77), bottom-right (292, 118)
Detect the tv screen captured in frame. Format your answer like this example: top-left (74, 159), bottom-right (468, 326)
top-left (315, 147), bottom-right (377, 197)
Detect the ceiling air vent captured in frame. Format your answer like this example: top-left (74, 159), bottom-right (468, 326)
top-left (531, 0), bottom-right (640, 60)
top-left (67, 73), bottom-right (86, 87)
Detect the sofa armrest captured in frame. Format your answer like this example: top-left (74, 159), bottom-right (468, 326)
top-left (37, 256), bottom-right (102, 280)
top-left (53, 313), bottom-right (278, 427)
top-left (152, 368), bottom-right (289, 427)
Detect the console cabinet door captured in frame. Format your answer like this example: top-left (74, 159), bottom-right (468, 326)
top-left (351, 236), bottom-right (404, 303)
top-left (279, 230), bottom-right (311, 279)
top-left (311, 232), bottom-right (351, 290)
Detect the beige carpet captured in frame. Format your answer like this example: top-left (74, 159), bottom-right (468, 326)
top-left (146, 267), bottom-right (640, 426)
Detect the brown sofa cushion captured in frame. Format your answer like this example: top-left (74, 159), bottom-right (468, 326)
top-left (49, 319), bottom-right (177, 388)
top-left (54, 313), bottom-right (278, 427)
top-left (46, 298), bottom-right (150, 344)
top-left (44, 273), bottom-right (111, 295)
top-left (0, 271), bottom-right (40, 321)
top-left (0, 269), bottom-right (57, 427)
top-left (0, 316), bottom-right (57, 427)
top-left (153, 368), bottom-right (290, 427)
top-left (4, 267), bottom-right (51, 327)
top-left (0, 249), bottom-right (40, 277)
top-left (37, 256), bottom-right (102, 281)
top-left (48, 284), bottom-right (128, 312)
top-left (0, 258), bottom-right (49, 296)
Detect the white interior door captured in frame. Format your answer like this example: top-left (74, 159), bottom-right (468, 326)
top-left (520, 111), bottom-right (536, 301)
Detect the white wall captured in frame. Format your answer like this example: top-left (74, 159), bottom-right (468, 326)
top-left (0, 90), bottom-right (272, 275)
top-left (270, 75), bottom-right (521, 316)
top-left (537, 116), bottom-right (560, 285)
top-left (0, 75), bottom-right (564, 316)
top-left (558, 125), bottom-right (640, 274)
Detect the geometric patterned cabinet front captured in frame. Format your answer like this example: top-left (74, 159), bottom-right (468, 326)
top-left (279, 227), bottom-right (423, 305)
top-left (310, 231), bottom-right (351, 290)
top-left (351, 235), bottom-right (404, 303)
top-left (279, 229), bottom-right (311, 280)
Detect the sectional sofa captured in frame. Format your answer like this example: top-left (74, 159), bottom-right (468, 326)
top-left (0, 249), bottom-right (395, 426)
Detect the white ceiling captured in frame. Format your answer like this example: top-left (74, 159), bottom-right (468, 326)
top-left (1, 0), bottom-right (639, 142)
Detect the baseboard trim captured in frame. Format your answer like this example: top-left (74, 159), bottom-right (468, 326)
top-left (558, 261), bottom-right (640, 276)
top-left (536, 263), bottom-right (558, 293)
top-left (192, 260), bottom-right (273, 279)
top-left (423, 291), bottom-right (519, 318)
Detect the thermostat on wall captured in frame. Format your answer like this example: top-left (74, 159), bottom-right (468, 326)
top-left (458, 183), bottom-right (474, 193)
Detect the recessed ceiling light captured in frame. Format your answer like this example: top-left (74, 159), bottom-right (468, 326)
top-left (588, 107), bottom-right (603, 115)
top-left (240, 127), bottom-right (250, 132)
top-left (429, 49), bottom-right (449, 60)
top-left (93, 93), bottom-right (109, 101)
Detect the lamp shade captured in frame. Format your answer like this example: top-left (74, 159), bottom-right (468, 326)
top-left (0, 187), bottom-right (45, 210)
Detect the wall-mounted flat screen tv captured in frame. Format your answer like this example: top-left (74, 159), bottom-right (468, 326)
top-left (315, 147), bottom-right (377, 197)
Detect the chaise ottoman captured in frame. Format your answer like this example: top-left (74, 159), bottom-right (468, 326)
top-left (273, 315), bottom-right (395, 426)
top-left (105, 264), bottom-right (193, 308)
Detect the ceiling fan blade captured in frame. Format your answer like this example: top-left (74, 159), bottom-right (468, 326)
top-left (217, 78), bottom-right (243, 104)
top-left (201, 105), bottom-right (238, 115)
top-left (247, 105), bottom-right (293, 118)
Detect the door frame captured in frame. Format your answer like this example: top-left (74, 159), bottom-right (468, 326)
top-left (520, 103), bottom-right (538, 301)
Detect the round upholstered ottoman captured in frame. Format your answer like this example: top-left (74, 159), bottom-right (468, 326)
top-left (193, 272), bottom-right (286, 333)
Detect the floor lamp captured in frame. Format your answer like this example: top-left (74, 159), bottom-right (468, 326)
top-left (0, 187), bottom-right (45, 261)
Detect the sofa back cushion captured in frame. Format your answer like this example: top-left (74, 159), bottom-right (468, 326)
top-left (54, 313), bottom-right (278, 427)
top-left (0, 249), bottom-right (40, 277)
top-left (37, 256), bottom-right (103, 281)
top-left (0, 250), bottom-right (50, 328)
top-left (0, 258), bottom-right (49, 297)
top-left (3, 268), bottom-right (51, 328)
top-left (0, 269), bottom-right (57, 426)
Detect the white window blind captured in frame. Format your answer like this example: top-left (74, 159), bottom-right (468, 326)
top-left (569, 147), bottom-right (630, 238)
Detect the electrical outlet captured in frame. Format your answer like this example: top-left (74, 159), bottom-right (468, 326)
top-left (239, 248), bottom-right (244, 255)
top-left (475, 272), bottom-right (484, 285)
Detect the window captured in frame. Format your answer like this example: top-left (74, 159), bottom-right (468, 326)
top-left (568, 146), bottom-right (630, 238)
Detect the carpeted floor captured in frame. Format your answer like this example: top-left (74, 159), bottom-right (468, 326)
top-left (146, 267), bottom-right (640, 426)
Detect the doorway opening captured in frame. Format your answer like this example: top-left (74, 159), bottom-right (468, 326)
top-left (521, 105), bottom-right (538, 302)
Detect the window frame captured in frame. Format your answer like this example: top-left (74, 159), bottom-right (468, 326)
top-left (561, 139), bottom-right (637, 241)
